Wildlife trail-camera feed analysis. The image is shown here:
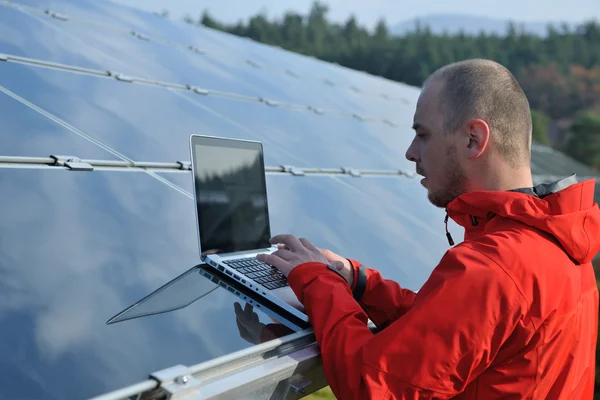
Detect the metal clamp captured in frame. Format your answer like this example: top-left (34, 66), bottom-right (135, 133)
top-left (107, 71), bottom-right (134, 82)
top-left (144, 365), bottom-right (202, 400)
top-left (307, 106), bottom-right (324, 115)
top-left (49, 11), bottom-right (68, 21)
top-left (0, 54), bottom-right (7, 62)
top-left (176, 161), bottom-right (191, 170)
top-left (188, 46), bottom-right (205, 55)
top-left (189, 86), bottom-right (209, 95)
top-left (342, 167), bottom-right (361, 177)
top-left (246, 60), bottom-right (261, 68)
top-left (131, 31), bottom-right (150, 41)
top-left (281, 165), bottom-right (305, 176)
top-left (49, 155), bottom-right (93, 171)
top-left (259, 98), bottom-right (278, 107)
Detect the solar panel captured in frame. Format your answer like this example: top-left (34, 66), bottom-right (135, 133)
top-left (0, 167), bottom-right (289, 399)
top-left (1, 0), bottom-right (597, 398)
top-left (0, 87), bottom-right (122, 159)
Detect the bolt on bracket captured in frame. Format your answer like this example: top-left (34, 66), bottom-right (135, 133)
top-left (144, 365), bottom-right (202, 400)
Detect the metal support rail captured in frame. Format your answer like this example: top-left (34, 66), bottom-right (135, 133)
top-left (1, 156), bottom-right (595, 183)
top-left (0, 52), bottom-right (397, 125)
top-left (89, 322), bottom-right (377, 400)
top-left (0, 155), bottom-right (418, 178)
top-left (0, 0), bottom-right (412, 104)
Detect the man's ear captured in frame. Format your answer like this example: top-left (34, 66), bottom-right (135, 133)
top-left (465, 119), bottom-right (490, 159)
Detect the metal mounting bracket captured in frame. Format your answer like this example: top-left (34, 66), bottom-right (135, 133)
top-left (176, 161), bottom-right (191, 170)
top-left (281, 165), bottom-right (305, 176)
top-left (49, 155), bottom-right (93, 171)
top-left (342, 167), bottom-right (361, 177)
top-left (49, 11), bottom-right (68, 21)
top-left (307, 106), bottom-right (324, 115)
top-left (107, 71), bottom-right (134, 82)
top-left (143, 365), bottom-right (202, 400)
top-left (246, 60), bottom-right (261, 68)
top-left (189, 86), bottom-right (209, 95)
top-left (259, 98), bottom-right (278, 107)
top-left (131, 31), bottom-right (150, 41)
top-left (188, 46), bottom-right (206, 55)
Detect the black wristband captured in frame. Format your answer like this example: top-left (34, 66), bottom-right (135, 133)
top-left (353, 265), bottom-right (367, 301)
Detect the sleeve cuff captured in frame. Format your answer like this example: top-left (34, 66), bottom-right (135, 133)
top-left (287, 262), bottom-right (349, 302)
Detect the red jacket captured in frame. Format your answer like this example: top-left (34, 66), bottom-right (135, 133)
top-left (287, 178), bottom-right (600, 399)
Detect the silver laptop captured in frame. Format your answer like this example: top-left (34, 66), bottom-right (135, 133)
top-left (189, 134), bottom-right (308, 323)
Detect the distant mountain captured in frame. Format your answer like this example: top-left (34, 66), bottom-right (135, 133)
top-left (390, 14), bottom-right (580, 37)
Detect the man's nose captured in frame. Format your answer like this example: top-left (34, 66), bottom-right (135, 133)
top-left (405, 140), bottom-right (419, 163)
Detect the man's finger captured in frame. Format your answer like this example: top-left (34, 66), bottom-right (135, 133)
top-left (234, 302), bottom-right (244, 318)
top-left (244, 303), bottom-right (253, 318)
top-left (257, 253), bottom-right (292, 274)
top-left (299, 238), bottom-right (318, 251)
top-left (270, 234), bottom-right (303, 252)
top-left (273, 248), bottom-right (294, 261)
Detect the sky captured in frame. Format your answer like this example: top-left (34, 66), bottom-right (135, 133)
top-left (109, 0), bottom-right (600, 29)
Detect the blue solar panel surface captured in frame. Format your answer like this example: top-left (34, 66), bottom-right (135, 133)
top-left (1, 0), bottom-right (592, 399)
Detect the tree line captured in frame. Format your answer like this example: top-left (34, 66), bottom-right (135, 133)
top-left (172, 2), bottom-right (600, 171)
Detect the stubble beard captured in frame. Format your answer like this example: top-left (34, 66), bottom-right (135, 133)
top-left (427, 149), bottom-right (468, 208)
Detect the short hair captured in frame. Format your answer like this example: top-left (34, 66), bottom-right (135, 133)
top-left (426, 59), bottom-right (532, 167)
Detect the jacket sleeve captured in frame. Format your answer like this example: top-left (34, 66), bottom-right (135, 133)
top-left (287, 245), bottom-right (525, 400)
top-left (348, 259), bottom-right (417, 329)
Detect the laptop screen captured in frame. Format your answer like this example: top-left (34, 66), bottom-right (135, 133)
top-left (191, 136), bottom-right (271, 254)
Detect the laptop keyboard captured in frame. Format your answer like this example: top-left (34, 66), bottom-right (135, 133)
top-left (223, 257), bottom-right (288, 289)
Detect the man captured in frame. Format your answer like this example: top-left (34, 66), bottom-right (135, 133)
top-left (258, 59), bottom-right (600, 399)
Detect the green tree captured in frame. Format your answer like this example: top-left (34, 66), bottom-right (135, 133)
top-left (531, 109), bottom-right (551, 145)
top-left (190, 1), bottom-right (600, 171)
top-left (564, 111), bottom-right (600, 170)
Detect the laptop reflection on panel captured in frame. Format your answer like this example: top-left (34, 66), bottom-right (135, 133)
top-left (189, 134), bottom-right (308, 323)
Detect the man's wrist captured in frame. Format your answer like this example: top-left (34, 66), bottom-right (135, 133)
top-left (347, 259), bottom-right (367, 301)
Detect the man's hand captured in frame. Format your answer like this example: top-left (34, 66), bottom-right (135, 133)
top-left (257, 234), bottom-right (329, 276)
top-left (320, 249), bottom-right (354, 287)
top-left (234, 302), bottom-right (265, 344)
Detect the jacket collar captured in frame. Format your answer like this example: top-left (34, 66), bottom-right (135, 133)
top-left (443, 174), bottom-right (581, 244)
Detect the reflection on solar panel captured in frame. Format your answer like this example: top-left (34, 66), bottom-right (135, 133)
top-left (0, 0), bottom-right (598, 398)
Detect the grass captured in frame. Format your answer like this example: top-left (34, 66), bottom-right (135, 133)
top-left (304, 386), bottom-right (336, 399)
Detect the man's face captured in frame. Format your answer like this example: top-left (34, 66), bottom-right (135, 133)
top-left (406, 79), bottom-right (468, 208)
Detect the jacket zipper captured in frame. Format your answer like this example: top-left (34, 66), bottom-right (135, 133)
top-left (444, 211), bottom-right (455, 246)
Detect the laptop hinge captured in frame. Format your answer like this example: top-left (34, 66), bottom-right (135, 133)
top-left (216, 248), bottom-right (274, 258)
